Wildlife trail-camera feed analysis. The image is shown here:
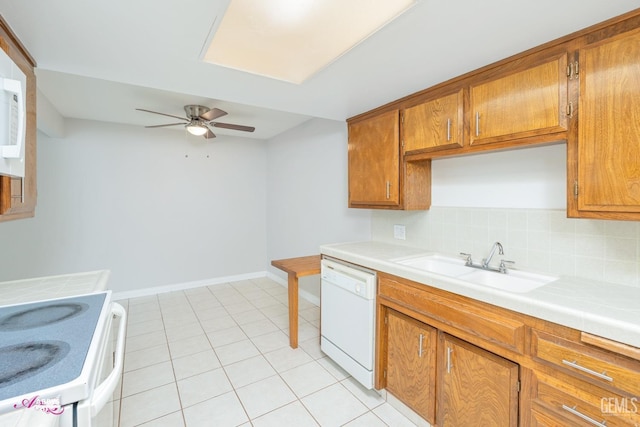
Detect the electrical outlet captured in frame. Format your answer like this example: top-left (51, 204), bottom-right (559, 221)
top-left (394, 224), bottom-right (406, 240)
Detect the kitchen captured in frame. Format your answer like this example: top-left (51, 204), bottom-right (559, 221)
top-left (1, 0), bottom-right (640, 426)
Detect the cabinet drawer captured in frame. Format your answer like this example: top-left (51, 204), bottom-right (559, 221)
top-left (532, 330), bottom-right (640, 396)
top-left (378, 275), bottom-right (525, 354)
top-left (534, 373), bottom-right (639, 427)
top-left (531, 407), bottom-right (577, 427)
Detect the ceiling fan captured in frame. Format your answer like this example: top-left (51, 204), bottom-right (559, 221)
top-left (136, 105), bottom-right (256, 139)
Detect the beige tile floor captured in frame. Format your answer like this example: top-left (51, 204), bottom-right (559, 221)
top-left (115, 277), bottom-right (419, 427)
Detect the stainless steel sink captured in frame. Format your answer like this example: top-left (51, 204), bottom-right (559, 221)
top-left (395, 254), bottom-right (557, 293)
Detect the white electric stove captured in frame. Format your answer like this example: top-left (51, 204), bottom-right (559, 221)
top-left (0, 291), bottom-right (126, 427)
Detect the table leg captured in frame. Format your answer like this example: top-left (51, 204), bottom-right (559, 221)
top-left (287, 272), bottom-right (298, 348)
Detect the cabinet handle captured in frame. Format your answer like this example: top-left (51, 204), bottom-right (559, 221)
top-left (561, 405), bottom-right (607, 427)
top-left (446, 118), bottom-right (451, 141)
top-left (475, 112), bottom-right (480, 137)
top-left (447, 347), bottom-right (453, 373)
top-left (561, 359), bottom-right (613, 382)
top-left (418, 334), bottom-right (424, 358)
top-left (386, 181), bottom-right (390, 199)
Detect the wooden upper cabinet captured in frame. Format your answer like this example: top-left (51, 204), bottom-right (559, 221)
top-left (438, 333), bottom-right (519, 427)
top-left (0, 17), bottom-right (37, 221)
top-left (348, 110), bottom-right (401, 208)
top-left (385, 308), bottom-right (436, 424)
top-left (573, 28), bottom-right (640, 218)
top-left (402, 89), bottom-right (464, 154)
top-left (470, 54), bottom-right (569, 146)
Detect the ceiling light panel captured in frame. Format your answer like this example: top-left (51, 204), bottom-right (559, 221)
top-left (203, 0), bottom-right (417, 84)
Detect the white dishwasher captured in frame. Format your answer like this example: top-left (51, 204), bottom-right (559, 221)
top-left (320, 258), bottom-right (377, 389)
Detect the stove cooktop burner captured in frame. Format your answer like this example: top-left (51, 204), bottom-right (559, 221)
top-left (0, 292), bottom-right (108, 404)
top-left (0, 303), bottom-right (88, 331)
top-left (0, 341), bottom-right (70, 388)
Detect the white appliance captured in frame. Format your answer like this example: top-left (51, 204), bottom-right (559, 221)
top-left (0, 291), bottom-right (127, 427)
top-left (0, 46), bottom-right (26, 178)
top-left (320, 258), bottom-right (377, 389)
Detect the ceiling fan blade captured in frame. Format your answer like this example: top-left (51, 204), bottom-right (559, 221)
top-left (212, 122), bottom-right (256, 132)
top-left (204, 128), bottom-right (216, 139)
top-left (200, 107), bottom-right (228, 122)
top-left (145, 123), bottom-right (186, 128)
top-left (136, 108), bottom-right (188, 122)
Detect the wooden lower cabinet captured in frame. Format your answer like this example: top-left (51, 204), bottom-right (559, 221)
top-left (375, 271), bottom-right (639, 427)
top-left (379, 305), bottom-right (520, 426)
top-left (438, 333), bottom-right (519, 427)
top-left (386, 308), bottom-right (437, 423)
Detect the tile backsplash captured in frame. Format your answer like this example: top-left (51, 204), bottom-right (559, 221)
top-left (372, 207), bottom-right (640, 288)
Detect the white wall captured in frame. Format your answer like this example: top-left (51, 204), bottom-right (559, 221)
top-left (0, 119), bottom-right (268, 292)
top-left (0, 117), bottom-right (371, 299)
top-left (266, 118), bottom-right (371, 299)
top-left (431, 143), bottom-right (566, 208)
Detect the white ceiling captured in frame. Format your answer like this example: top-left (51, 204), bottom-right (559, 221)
top-left (1, 0), bottom-right (638, 140)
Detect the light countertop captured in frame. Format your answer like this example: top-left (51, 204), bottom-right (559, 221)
top-left (0, 270), bottom-right (110, 306)
top-left (320, 241), bottom-right (640, 348)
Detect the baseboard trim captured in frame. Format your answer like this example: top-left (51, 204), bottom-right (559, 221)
top-left (112, 271), bottom-right (320, 307)
top-left (112, 271), bottom-right (266, 301)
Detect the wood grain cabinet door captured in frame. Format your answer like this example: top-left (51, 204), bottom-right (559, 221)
top-left (402, 89), bottom-right (464, 154)
top-left (438, 333), bottom-right (519, 427)
top-left (470, 54), bottom-right (568, 146)
top-left (348, 110), bottom-right (401, 208)
top-left (576, 28), bottom-right (640, 215)
top-left (386, 309), bottom-right (437, 424)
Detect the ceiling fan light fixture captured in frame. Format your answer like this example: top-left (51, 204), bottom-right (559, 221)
top-left (186, 122), bottom-right (208, 136)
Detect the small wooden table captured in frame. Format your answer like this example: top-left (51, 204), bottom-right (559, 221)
top-left (271, 255), bottom-right (321, 348)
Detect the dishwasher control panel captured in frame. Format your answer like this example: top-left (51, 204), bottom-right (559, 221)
top-left (321, 259), bottom-right (376, 300)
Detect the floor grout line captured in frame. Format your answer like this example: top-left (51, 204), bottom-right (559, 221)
top-left (116, 278), bottom-right (418, 427)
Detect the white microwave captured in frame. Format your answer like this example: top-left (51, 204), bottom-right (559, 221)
top-left (0, 47), bottom-right (26, 178)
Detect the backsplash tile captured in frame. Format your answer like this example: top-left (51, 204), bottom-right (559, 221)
top-left (371, 207), bottom-right (640, 288)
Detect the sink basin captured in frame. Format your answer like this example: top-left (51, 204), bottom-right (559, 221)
top-left (396, 254), bottom-right (475, 277)
top-left (394, 253), bottom-right (557, 293)
top-left (457, 269), bottom-right (557, 293)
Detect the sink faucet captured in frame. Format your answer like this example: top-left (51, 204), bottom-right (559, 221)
top-left (482, 242), bottom-right (504, 269)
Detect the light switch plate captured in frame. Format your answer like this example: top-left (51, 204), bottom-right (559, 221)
top-left (394, 224), bottom-right (406, 240)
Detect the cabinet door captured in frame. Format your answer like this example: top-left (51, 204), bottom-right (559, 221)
top-left (0, 24), bottom-right (37, 221)
top-left (402, 89), bottom-right (464, 154)
top-left (438, 333), bottom-right (519, 427)
top-left (0, 177), bottom-right (24, 214)
top-left (470, 54), bottom-right (568, 146)
top-left (348, 110), bottom-right (400, 208)
top-left (386, 309), bottom-right (436, 423)
top-left (575, 29), bottom-right (640, 215)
